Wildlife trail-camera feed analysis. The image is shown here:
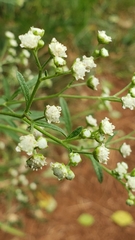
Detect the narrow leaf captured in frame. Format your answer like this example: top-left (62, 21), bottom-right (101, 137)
top-left (16, 71), bottom-right (30, 106)
top-left (88, 154), bottom-right (103, 183)
top-left (36, 120), bottom-right (67, 137)
top-left (0, 222), bottom-right (25, 237)
top-left (67, 126), bottom-right (82, 139)
top-left (59, 97), bottom-right (72, 134)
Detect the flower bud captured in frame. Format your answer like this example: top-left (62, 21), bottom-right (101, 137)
top-left (126, 199), bottom-right (135, 206)
top-left (87, 75), bottom-right (99, 90)
top-left (37, 39), bottom-right (44, 49)
top-left (26, 153), bottom-right (47, 171)
top-left (50, 162), bottom-right (68, 180)
top-left (69, 152), bottom-right (82, 166)
top-left (37, 137), bottom-right (48, 149)
top-left (81, 128), bottom-right (91, 138)
top-left (30, 27), bottom-right (45, 37)
top-left (65, 167), bottom-right (75, 180)
top-left (100, 48), bottom-right (109, 57)
top-left (97, 30), bottom-right (112, 44)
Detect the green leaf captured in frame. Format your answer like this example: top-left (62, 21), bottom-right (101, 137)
top-left (11, 76), bottom-right (37, 100)
top-left (36, 120), bottom-right (67, 137)
top-left (59, 97), bottom-right (72, 134)
top-left (0, 222), bottom-right (25, 237)
top-left (111, 210), bottom-right (134, 227)
top-left (16, 71), bottom-right (30, 106)
top-left (88, 154), bottom-right (103, 183)
top-left (77, 213), bottom-right (95, 226)
top-left (66, 126), bottom-right (83, 139)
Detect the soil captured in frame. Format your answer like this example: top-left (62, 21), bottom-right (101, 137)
top-left (0, 74), bottom-right (135, 240)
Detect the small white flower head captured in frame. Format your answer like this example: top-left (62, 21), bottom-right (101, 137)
top-left (100, 48), bottom-right (109, 57)
top-left (100, 117), bottom-right (115, 136)
top-left (33, 128), bottom-right (43, 138)
top-left (49, 38), bottom-right (67, 58)
top-left (69, 152), bottom-right (82, 166)
top-left (37, 137), bottom-right (48, 149)
top-left (131, 75), bottom-right (135, 85)
top-left (9, 168), bottom-right (18, 177)
top-left (121, 93), bottom-right (135, 110)
top-left (9, 39), bottom-right (18, 47)
top-left (45, 105), bottom-right (62, 124)
top-left (86, 115), bottom-right (97, 127)
top-left (65, 167), bottom-right (75, 180)
top-left (72, 58), bottom-right (86, 80)
top-left (97, 30), bottom-right (112, 44)
top-left (81, 128), bottom-right (91, 138)
top-left (8, 48), bottom-right (16, 56)
top-left (129, 87), bottom-right (135, 97)
top-left (114, 162), bottom-right (128, 179)
top-left (18, 174), bottom-right (29, 186)
top-left (29, 182), bottom-right (37, 190)
top-left (50, 162), bottom-right (68, 180)
top-left (126, 176), bottom-right (135, 192)
top-left (26, 153), bottom-right (47, 171)
top-left (53, 56), bottom-right (66, 67)
top-left (87, 75), bottom-right (99, 90)
top-left (22, 49), bottom-right (30, 58)
top-left (30, 26), bottom-right (45, 37)
top-left (94, 144), bottom-right (110, 164)
top-left (82, 56), bottom-right (96, 72)
top-left (16, 134), bottom-right (38, 155)
top-left (19, 30), bottom-right (41, 49)
top-left (5, 31), bottom-right (15, 39)
top-left (120, 142), bottom-right (132, 158)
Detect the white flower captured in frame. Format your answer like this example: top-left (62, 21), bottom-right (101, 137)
top-left (37, 137), bottom-right (48, 149)
top-left (16, 134), bottom-right (38, 155)
top-left (29, 182), bottom-right (37, 190)
top-left (50, 162), bottom-right (68, 180)
top-left (8, 48), bottom-right (16, 56)
top-left (82, 56), bottom-right (96, 72)
top-left (5, 31), bottom-right (15, 39)
top-left (81, 128), bottom-right (91, 138)
top-left (87, 75), bottom-right (99, 90)
top-left (86, 115), bottom-right (97, 126)
top-left (30, 26), bottom-right (45, 37)
top-left (126, 176), bottom-right (135, 191)
top-left (9, 39), bottom-right (18, 47)
top-left (114, 162), bottom-right (128, 179)
top-left (19, 30), bottom-right (41, 49)
top-left (72, 58), bottom-right (86, 80)
top-left (49, 38), bottom-right (67, 58)
top-left (120, 143), bottom-right (132, 158)
top-left (100, 117), bottom-right (115, 136)
top-left (22, 49), bottom-right (30, 58)
top-left (54, 56), bottom-right (66, 67)
top-left (129, 87), bottom-right (135, 97)
top-left (33, 128), bottom-right (43, 138)
top-left (121, 93), bottom-right (135, 110)
top-left (45, 105), bottom-right (62, 124)
top-left (100, 48), bottom-right (109, 57)
top-left (69, 152), bottom-right (82, 166)
top-left (97, 30), bottom-right (112, 44)
top-left (26, 153), bottom-right (47, 171)
top-left (94, 144), bottom-right (110, 164)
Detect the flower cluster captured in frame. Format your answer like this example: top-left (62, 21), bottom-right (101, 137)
top-left (120, 142), bottom-right (132, 158)
top-left (45, 105), bottom-right (62, 124)
top-left (19, 26), bottom-right (45, 49)
top-left (121, 74), bottom-right (135, 110)
top-left (16, 130), bottom-right (48, 171)
top-left (72, 56), bottom-right (96, 81)
top-left (94, 143), bottom-right (110, 164)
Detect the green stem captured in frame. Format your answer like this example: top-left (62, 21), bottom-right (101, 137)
top-left (113, 82), bottom-right (132, 97)
top-left (0, 124), bottom-right (28, 134)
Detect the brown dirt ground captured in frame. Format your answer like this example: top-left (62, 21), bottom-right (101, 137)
top-left (1, 74), bottom-right (135, 240)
